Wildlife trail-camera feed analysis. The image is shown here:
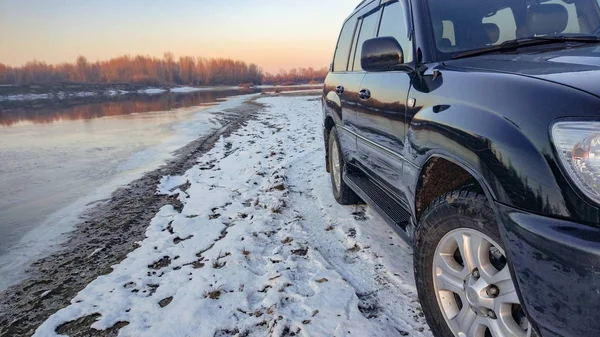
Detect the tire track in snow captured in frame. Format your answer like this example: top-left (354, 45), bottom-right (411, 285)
top-left (252, 96), bottom-right (431, 336)
top-left (283, 132), bottom-right (431, 336)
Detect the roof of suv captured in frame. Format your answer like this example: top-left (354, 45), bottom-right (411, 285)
top-left (349, 0), bottom-right (396, 18)
top-left (354, 0), bottom-right (370, 9)
top-left (352, 0), bottom-right (378, 15)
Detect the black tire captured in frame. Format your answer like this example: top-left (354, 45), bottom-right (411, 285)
top-left (414, 189), bottom-right (535, 337)
top-left (328, 127), bottom-right (361, 205)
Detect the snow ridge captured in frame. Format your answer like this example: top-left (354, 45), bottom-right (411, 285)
top-left (34, 96), bottom-right (431, 337)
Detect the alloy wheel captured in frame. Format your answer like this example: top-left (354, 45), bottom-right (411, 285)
top-left (433, 228), bottom-right (530, 337)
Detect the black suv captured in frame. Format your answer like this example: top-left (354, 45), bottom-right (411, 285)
top-left (322, 0), bottom-right (600, 336)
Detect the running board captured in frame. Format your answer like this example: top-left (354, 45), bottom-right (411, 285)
top-left (344, 172), bottom-right (413, 243)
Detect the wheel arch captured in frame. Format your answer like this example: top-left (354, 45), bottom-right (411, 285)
top-left (414, 152), bottom-right (501, 223)
top-left (412, 153), bottom-right (542, 337)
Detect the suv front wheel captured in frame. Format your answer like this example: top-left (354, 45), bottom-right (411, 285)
top-left (415, 189), bottom-right (533, 337)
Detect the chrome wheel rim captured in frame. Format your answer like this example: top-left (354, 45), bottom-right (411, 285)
top-left (433, 228), bottom-right (530, 337)
top-left (330, 138), bottom-right (342, 193)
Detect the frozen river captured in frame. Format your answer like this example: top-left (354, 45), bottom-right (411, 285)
top-left (0, 86), bottom-right (319, 290)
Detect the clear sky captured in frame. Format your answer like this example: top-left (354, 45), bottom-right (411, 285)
top-left (0, 0), bottom-right (359, 74)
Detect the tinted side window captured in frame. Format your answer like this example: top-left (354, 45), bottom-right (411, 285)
top-left (378, 1), bottom-right (413, 63)
top-left (333, 19), bottom-right (357, 72)
top-left (352, 11), bottom-right (379, 71)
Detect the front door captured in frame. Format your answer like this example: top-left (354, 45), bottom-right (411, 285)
top-left (354, 0), bottom-right (414, 205)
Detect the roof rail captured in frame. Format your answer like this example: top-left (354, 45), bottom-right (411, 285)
top-left (355, 0), bottom-right (368, 9)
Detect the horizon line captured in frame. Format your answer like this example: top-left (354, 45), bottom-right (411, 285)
top-left (0, 52), bottom-right (331, 75)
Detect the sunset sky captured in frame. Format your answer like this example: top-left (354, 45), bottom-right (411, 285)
top-left (0, 0), bottom-right (359, 74)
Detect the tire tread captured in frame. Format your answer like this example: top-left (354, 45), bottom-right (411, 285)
top-left (328, 128), bottom-right (361, 205)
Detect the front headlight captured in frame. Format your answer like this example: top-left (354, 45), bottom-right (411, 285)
top-left (552, 121), bottom-right (600, 204)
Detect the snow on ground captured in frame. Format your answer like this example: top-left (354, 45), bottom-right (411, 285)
top-left (0, 86), bottom-right (324, 101)
top-left (171, 86), bottom-right (240, 93)
top-left (0, 92), bottom-right (97, 101)
top-left (170, 86), bottom-right (204, 93)
top-left (0, 93), bottom-right (52, 101)
top-left (106, 89), bottom-right (130, 96)
top-left (137, 88), bottom-right (168, 94)
top-left (34, 95), bottom-right (431, 337)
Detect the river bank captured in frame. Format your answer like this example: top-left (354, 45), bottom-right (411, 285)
top-left (1, 92), bottom-right (432, 337)
top-left (0, 84), bottom-right (321, 103)
top-left (0, 95), bottom-right (266, 336)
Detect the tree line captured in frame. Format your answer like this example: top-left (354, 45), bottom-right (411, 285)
top-left (0, 53), bottom-right (328, 87)
top-left (262, 67), bottom-right (328, 86)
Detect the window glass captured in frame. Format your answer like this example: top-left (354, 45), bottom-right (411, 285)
top-left (378, 1), bottom-right (413, 63)
top-left (333, 19), bottom-right (357, 72)
top-left (482, 7), bottom-right (517, 44)
top-left (352, 11), bottom-right (379, 71)
top-left (350, 20), bottom-right (361, 67)
top-left (442, 21), bottom-right (456, 45)
top-left (544, 0), bottom-right (580, 33)
top-left (427, 0), bottom-right (599, 59)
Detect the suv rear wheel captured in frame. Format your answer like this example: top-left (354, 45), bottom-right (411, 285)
top-left (415, 190), bottom-right (532, 337)
top-left (328, 127), bottom-right (360, 205)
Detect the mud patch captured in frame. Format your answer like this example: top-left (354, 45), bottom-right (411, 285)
top-left (352, 208), bottom-right (368, 221)
top-left (291, 247), bottom-right (308, 256)
top-left (148, 256), bottom-right (171, 270)
top-left (357, 292), bottom-right (380, 319)
top-left (158, 296), bottom-right (173, 308)
top-left (173, 235), bottom-right (193, 245)
top-left (55, 314), bottom-right (129, 337)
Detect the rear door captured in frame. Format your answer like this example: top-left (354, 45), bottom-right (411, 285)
top-left (323, 12), bottom-right (362, 162)
top-left (354, 0), bottom-right (414, 205)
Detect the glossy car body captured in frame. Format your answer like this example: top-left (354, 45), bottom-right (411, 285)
top-left (322, 0), bottom-right (600, 336)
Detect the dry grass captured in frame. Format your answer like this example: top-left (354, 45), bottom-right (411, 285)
top-left (212, 260), bottom-right (226, 269)
top-left (202, 285), bottom-right (223, 300)
top-left (241, 247), bottom-right (251, 257)
top-left (212, 251), bottom-right (230, 269)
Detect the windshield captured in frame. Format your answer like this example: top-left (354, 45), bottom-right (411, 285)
top-left (427, 0), bottom-right (600, 58)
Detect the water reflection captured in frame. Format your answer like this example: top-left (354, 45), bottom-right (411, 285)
top-left (0, 86), bottom-right (321, 127)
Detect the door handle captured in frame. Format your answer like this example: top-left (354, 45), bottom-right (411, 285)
top-left (359, 89), bottom-right (371, 100)
top-left (336, 86), bottom-right (344, 95)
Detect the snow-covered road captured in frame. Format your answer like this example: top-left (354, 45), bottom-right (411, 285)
top-left (34, 95), bottom-right (432, 337)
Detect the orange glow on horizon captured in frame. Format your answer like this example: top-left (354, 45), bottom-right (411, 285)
top-left (0, 1), bottom-right (360, 74)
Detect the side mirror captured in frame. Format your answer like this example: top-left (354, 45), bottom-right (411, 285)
top-left (361, 37), bottom-right (404, 72)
